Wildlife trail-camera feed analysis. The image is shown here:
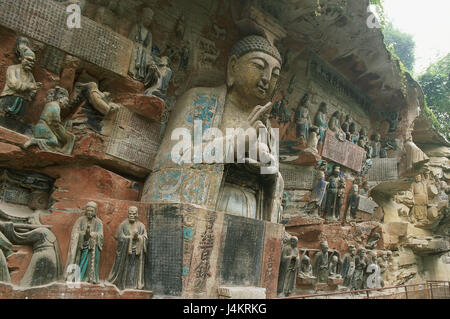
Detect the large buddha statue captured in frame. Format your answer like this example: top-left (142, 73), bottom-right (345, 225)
top-left (142, 35), bottom-right (283, 222)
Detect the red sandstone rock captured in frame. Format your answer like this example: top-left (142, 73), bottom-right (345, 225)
top-left (0, 127), bottom-right (29, 145)
top-left (0, 282), bottom-right (153, 299)
top-left (114, 94), bottom-right (165, 122)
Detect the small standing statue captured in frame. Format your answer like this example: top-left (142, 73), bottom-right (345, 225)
top-left (65, 202), bottom-right (103, 284)
top-left (328, 111), bottom-right (346, 141)
top-left (351, 247), bottom-right (367, 290)
top-left (370, 133), bottom-right (383, 158)
top-left (304, 126), bottom-right (320, 155)
top-left (128, 7), bottom-right (155, 82)
top-left (411, 174), bottom-right (428, 223)
top-left (324, 165), bottom-right (346, 221)
top-left (341, 114), bottom-right (351, 141)
top-left (308, 160), bottom-right (328, 217)
top-left (24, 86), bottom-right (75, 154)
top-left (277, 236), bottom-right (300, 297)
top-left (328, 251), bottom-right (342, 279)
top-left (341, 245), bottom-right (357, 287)
top-left (294, 93), bottom-right (311, 140)
top-left (314, 102), bottom-right (328, 144)
top-left (377, 250), bottom-right (390, 287)
top-left (144, 56), bottom-right (173, 100)
top-left (179, 43), bottom-right (190, 71)
top-left (358, 128), bottom-right (373, 159)
top-left (108, 206), bottom-right (147, 290)
top-left (313, 241), bottom-right (330, 283)
top-left (345, 184), bottom-right (360, 221)
top-left (278, 95), bottom-right (291, 124)
top-left (0, 40), bottom-right (40, 128)
top-left (349, 122), bottom-right (359, 144)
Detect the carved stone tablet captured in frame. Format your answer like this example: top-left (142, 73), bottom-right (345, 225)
top-left (279, 164), bottom-right (315, 189)
top-left (105, 107), bottom-right (161, 169)
top-left (0, 0), bottom-right (132, 76)
top-left (146, 204), bottom-right (183, 296)
top-left (219, 215), bottom-right (265, 286)
top-left (358, 196), bottom-right (378, 214)
top-left (322, 130), bottom-right (366, 172)
top-left (368, 158), bottom-right (398, 182)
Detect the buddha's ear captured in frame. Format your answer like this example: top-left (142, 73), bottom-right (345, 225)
top-left (227, 55), bottom-right (238, 87)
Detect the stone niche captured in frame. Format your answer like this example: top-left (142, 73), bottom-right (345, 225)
top-left (145, 203), bottom-right (283, 298)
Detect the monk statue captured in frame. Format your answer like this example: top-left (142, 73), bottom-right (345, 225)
top-left (314, 102), bottom-right (328, 144)
top-left (108, 206), bottom-right (147, 290)
top-left (345, 184), bottom-right (360, 221)
top-left (142, 35), bottom-right (284, 222)
top-left (128, 7), bottom-right (155, 82)
top-left (313, 241), bottom-right (330, 283)
top-left (277, 236), bottom-right (300, 297)
top-left (411, 174), bottom-right (428, 223)
top-left (24, 86), bottom-right (75, 154)
top-left (341, 245), bottom-right (357, 287)
top-left (324, 165), bottom-right (346, 221)
top-left (351, 247), bottom-right (367, 290)
top-left (294, 93), bottom-right (311, 140)
top-left (65, 201), bottom-right (103, 284)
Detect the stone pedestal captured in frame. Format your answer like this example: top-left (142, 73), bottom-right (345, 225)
top-left (218, 286), bottom-right (266, 299)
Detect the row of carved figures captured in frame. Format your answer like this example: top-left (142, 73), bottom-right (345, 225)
top-left (278, 236), bottom-right (392, 297)
top-left (270, 93), bottom-right (391, 159)
top-left (0, 203), bottom-right (146, 291)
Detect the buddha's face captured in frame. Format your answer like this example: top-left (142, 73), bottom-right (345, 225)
top-left (350, 247), bottom-right (356, 256)
top-left (415, 175), bottom-right (422, 182)
top-left (227, 51), bottom-right (281, 106)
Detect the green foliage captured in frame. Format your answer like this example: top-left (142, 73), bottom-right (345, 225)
top-left (418, 54), bottom-right (450, 137)
top-left (383, 22), bottom-right (416, 72)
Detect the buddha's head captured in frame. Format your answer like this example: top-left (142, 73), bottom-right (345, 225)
top-left (141, 7), bottom-right (154, 28)
top-left (320, 241), bottom-right (328, 253)
top-left (349, 245), bottom-right (356, 256)
top-left (226, 35), bottom-right (282, 109)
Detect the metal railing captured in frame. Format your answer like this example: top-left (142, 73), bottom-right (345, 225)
top-left (278, 281), bottom-right (450, 299)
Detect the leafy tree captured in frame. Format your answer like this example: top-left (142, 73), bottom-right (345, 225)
top-left (383, 22), bottom-right (416, 72)
top-left (418, 54), bottom-right (450, 136)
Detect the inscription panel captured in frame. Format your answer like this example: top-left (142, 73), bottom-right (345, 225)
top-left (0, 0), bottom-right (132, 76)
top-left (280, 164), bottom-right (315, 190)
top-left (146, 204), bottom-right (183, 296)
top-left (322, 130), bottom-right (366, 172)
top-left (106, 107), bottom-right (161, 169)
top-left (358, 196), bottom-right (378, 214)
top-left (219, 215), bottom-right (265, 286)
top-left (368, 158), bottom-right (398, 182)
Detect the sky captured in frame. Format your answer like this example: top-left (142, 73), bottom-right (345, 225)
top-left (382, 0), bottom-right (450, 75)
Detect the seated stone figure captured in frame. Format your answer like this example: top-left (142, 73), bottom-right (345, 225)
top-left (24, 86), bottom-right (75, 154)
top-left (72, 82), bottom-right (120, 116)
top-left (142, 35), bottom-right (284, 222)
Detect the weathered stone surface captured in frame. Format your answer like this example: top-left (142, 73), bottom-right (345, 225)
top-left (420, 145), bottom-right (450, 158)
top-left (0, 127), bottom-right (29, 146)
top-left (0, 282), bottom-right (152, 299)
top-left (218, 286), bottom-right (266, 299)
top-left (114, 95), bottom-right (165, 122)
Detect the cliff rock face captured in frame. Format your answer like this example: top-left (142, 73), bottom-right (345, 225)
top-left (0, 0), bottom-right (447, 298)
